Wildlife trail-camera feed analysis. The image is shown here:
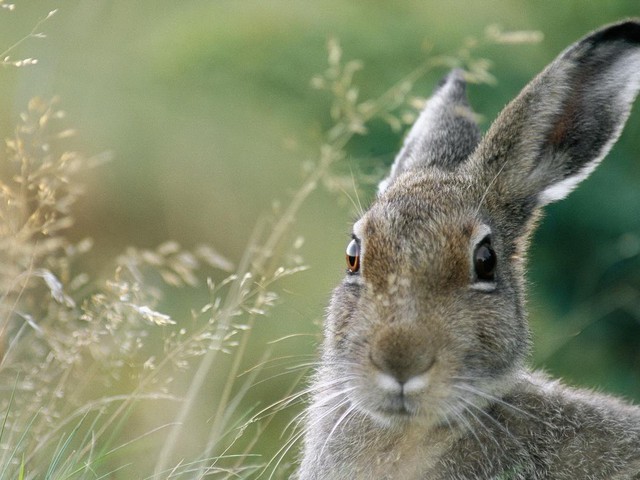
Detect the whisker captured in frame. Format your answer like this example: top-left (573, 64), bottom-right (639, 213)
top-left (473, 155), bottom-right (509, 216)
top-left (249, 373), bottom-right (358, 428)
top-left (454, 383), bottom-right (551, 427)
top-left (264, 424), bottom-right (307, 480)
top-left (349, 164), bottom-right (365, 218)
top-left (319, 400), bottom-right (359, 458)
top-left (264, 389), bottom-right (358, 480)
top-left (452, 389), bottom-right (524, 452)
top-left (248, 365), bottom-right (313, 389)
top-left (454, 395), bottom-right (503, 452)
top-left (239, 355), bottom-right (318, 377)
top-left (281, 406), bottom-right (310, 439)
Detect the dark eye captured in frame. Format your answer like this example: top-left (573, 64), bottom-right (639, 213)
top-left (474, 237), bottom-right (496, 282)
top-left (346, 239), bottom-right (360, 274)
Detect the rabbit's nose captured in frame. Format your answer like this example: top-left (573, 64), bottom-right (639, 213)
top-left (370, 327), bottom-right (435, 383)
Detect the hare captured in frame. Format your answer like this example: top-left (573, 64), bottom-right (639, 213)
top-left (296, 20), bottom-right (640, 480)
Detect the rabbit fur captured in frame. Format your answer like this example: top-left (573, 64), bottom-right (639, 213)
top-left (297, 20), bottom-right (640, 480)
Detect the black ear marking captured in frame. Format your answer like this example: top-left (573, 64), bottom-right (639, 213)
top-left (590, 20), bottom-right (640, 44)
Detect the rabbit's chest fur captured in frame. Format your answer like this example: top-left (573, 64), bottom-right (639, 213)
top-left (436, 371), bottom-right (640, 479)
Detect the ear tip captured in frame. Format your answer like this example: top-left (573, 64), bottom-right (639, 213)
top-left (434, 69), bottom-right (468, 100)
top-left (589, 19), bottom-right (640, 45)
top-left (437, 69), bottom-right (466, 87)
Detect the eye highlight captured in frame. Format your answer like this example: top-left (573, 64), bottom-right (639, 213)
top-left (346, 238), bottom-right (360, 274)
top-left (474, 236), bottom-right (496, 282)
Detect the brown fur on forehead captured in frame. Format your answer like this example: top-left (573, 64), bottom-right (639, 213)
top-left (362, 170), bottom-right (477, 293)
top-left (379, 168), bottom-right (477, 212)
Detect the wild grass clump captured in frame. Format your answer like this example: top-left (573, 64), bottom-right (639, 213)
top-left (0, 7), bottom-right (543, 478)
top-left (0, 95), bottom-right (303, 478)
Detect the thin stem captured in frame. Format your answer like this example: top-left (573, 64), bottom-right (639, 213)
top-left (0, 9), bottom-right (56, 62)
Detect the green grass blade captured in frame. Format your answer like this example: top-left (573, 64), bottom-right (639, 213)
top-left (44, 412), bottom-right (88, 480)
top-left (0, 409), bottom-right (40, 479)
top-left (0, 375), bottom-right (19, 446)
top-left (18, 455), bottom-right (25, 480)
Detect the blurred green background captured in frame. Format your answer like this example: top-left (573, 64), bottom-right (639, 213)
top-left (1, 0), bottom-right (640, 475)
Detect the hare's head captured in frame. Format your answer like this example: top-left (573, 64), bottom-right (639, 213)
top-left (323, 21), bottom-right (640, 429)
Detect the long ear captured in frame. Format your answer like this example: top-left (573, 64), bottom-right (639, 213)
top-left (475, 20), bottom-right (640, 210)
top-left (378, 69), bottom-right (481, 195)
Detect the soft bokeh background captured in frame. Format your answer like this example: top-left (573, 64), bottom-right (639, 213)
top-left (1, 0), bottom-right (639, 476)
